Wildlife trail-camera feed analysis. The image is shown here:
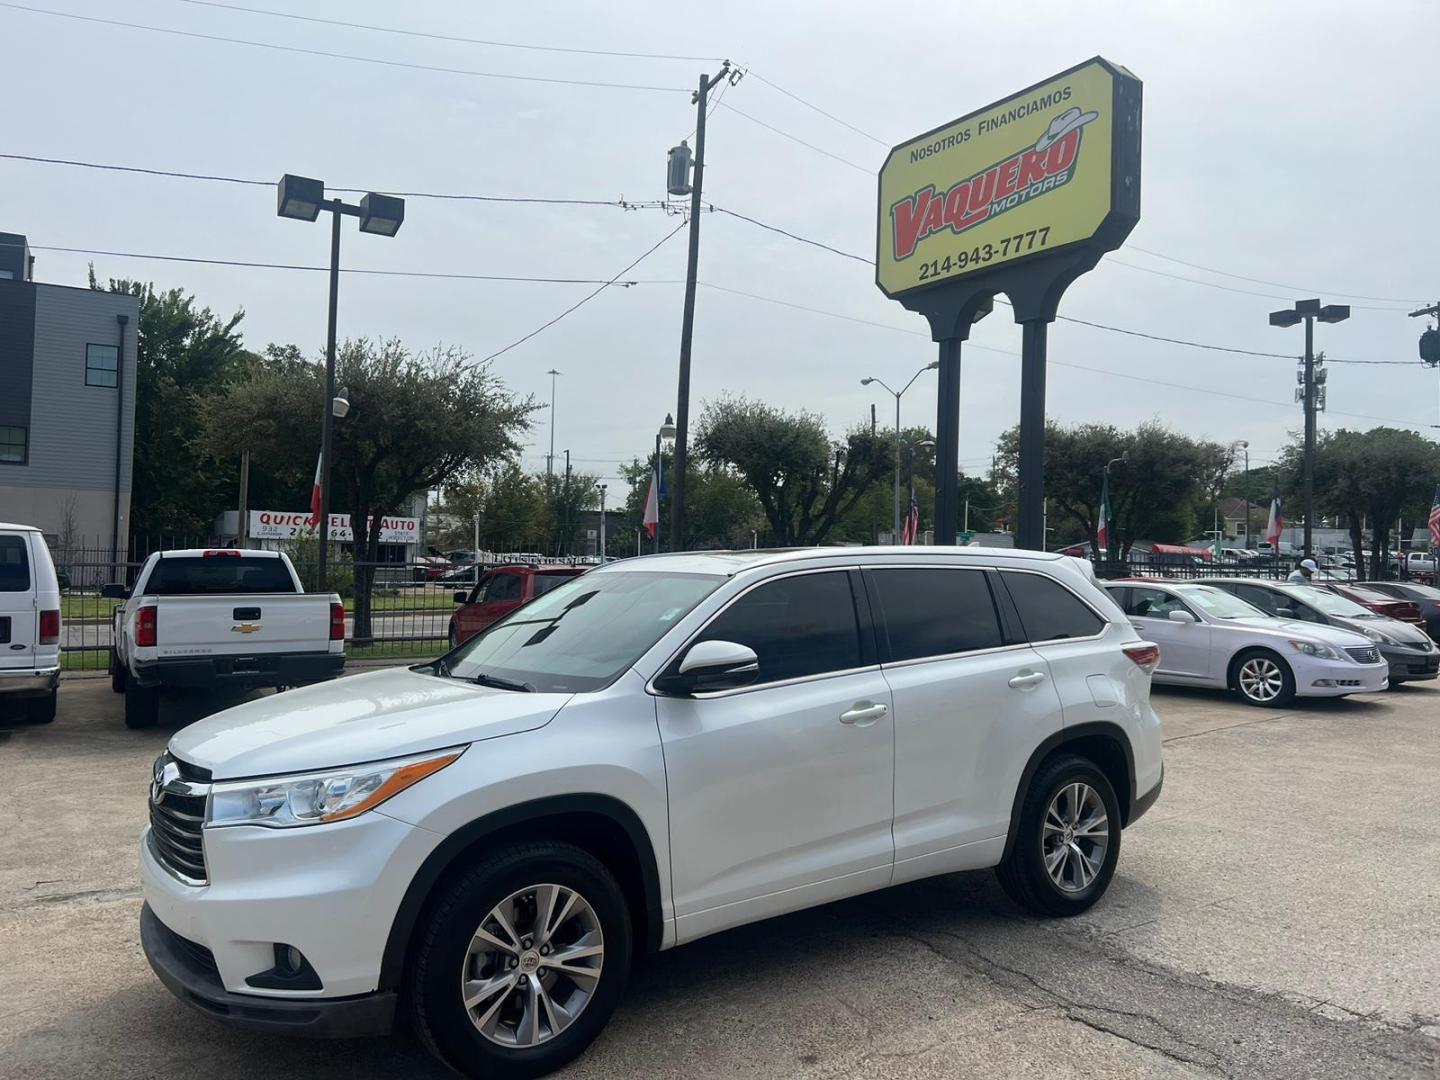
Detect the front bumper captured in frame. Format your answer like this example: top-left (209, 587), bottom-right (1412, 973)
top-left (1294, 655), bottom-right (1388, 696)
top-left (141, 903), bottom-right (395, 1038)
top-left (1380, 643), bottom-right (1440, 682)
top-left (0, 666), bottom-right (60, 697)
top-left (140, 806), bottom-right (437, 1001)
top-left (133, 652), bottom-right (344, 690)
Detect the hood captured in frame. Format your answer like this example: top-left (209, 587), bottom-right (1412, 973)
top-left (1227, 616), bottom-right (1370, 648)
top-left (169, 666), bottom-right (571, 779)
top-left (1329, 615), bottom-right (1434, 647)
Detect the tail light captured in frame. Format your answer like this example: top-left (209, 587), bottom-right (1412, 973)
top-left (330, 602), bottom-right (346, 642)
top-left (1123, 643), bottom-right (1160, 673)
top-left (39, 609), bottom-right (60, 644)
top-left (137, 606), bottom-right (158, 648)
top-left (202, 549), bottom-right (241, 557)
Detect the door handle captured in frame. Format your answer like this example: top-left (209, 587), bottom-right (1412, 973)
top-left (839, 702), bottom-right (887, 726)
top-left (1008, 671), bottom-right (1047, 690)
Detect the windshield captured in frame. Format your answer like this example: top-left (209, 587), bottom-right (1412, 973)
top-left (1281, 585), bottom-right (1372, 617)
top-left (1172, 585), bottom-right (1268, 619)
top-left (437, 570), bottom-right (723, 693)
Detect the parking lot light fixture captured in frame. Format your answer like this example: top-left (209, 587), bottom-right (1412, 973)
top-left (862, 362), bottom-right (940, 542)
top-left (276, 174), bottom-right (406, 591)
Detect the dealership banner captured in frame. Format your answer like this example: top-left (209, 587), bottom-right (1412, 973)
top-left (248, 511), bottom-right (420, 544)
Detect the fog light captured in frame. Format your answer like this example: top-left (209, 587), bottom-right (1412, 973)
top-left (245, 943), bottom-right (322, 990)
top-left (1311, 679), bottom-right (1334, 688)
top-left (284, 945), bottom-right (304, 974)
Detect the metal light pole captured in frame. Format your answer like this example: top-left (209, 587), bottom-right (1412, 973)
top-left (667, 62), bottom-right (739, 553)
top-left (1233, 439), bottom-right (1250, 544)
top-left (862, 361), bottom-right (939, 542)
top-left (545, 369), bottom-right (562, 479)
top-left (598, 485), bottom-right (607, 561)
top-left (1269, 300), bottom-right (1349, 557)
top-left (277, 174), bottom-right (404, 591)
top-left (654, 413), bottom-right (676, 555)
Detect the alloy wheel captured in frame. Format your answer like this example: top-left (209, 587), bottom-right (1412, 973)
top-left (461, 884), bottom-right (604, 1048)
top-left (1041, 782), bottom-right (1110, 893)
top-left (1238, 656), bottom-right (1284, 702)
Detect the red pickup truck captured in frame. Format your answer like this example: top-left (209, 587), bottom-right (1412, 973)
top-left (447, 563), bottom-right (587, 647)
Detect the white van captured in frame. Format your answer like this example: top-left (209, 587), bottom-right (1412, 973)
top-left (0, 522), bottom-right (62, 723)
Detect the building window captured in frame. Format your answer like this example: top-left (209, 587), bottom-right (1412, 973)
top-left (0, 426), bottom-right (26, 464)
top-left (86, 343), bottom-right (119, 388)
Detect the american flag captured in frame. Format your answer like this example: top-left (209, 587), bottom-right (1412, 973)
top-left (900, 489), bottom-right (920, 545)
top-left (1428, 484), bottom-right (1440, 549)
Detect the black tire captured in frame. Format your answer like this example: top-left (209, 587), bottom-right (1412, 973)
top-left (1229, 648), bottom-right (1296, 708)
top-left (26, 690), bottom-right (57, 725)
top-left (123, 682), bottom-right (160, 729)
top-left (109, 649), bottom-right (127, 693)
top-left (997, 754), bottom-right (1122, 917)
top-left (407, 841), bottom-right (632, 1080)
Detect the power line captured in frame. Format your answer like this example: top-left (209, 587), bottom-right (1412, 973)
top-left (710, 207), bottom-right (872, 264)
top-left (169, 0), bottom-right (721, 61)
top-left (715, 101), bottom-right (874, 175)
top-left (745, 70), bottom-right (890, 147)
top-left (1126, 244), bottom-right (1426, 306)
top-left (482, 221), bottom-right (687, 362)
top-left (0, 3), bottom-right (691, 92)
top-left (1106, 257), bottom-right (1415, 313)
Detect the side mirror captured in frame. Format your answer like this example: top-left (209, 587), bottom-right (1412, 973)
top-left (1167, 609), bottom-right (1198, 624)
top-left (453, 591), bottom-right (468, 604)
top-left (660, 640), bottom-right (760, 695)
top-left (101, 583), bottom-right (128, 600)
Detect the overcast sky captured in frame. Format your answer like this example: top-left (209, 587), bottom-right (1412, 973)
top-left (6, 0), bottom-right (1438, 502)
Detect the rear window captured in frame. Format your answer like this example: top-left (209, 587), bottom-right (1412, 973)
top-left (867, 567), bottom-right (1003, 661)
top-left (0, 535), bottom-right (31, 592)
top-left (533, 571), bottom-right (584, 597)
top-left (1002, 571), bottom-right (1105, 642)
top-left (145, 556), bottom-right (296, 595)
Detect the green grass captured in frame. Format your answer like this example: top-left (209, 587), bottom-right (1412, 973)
top-left (61, 650), bottom-right (108, 672)
top-left (60, 592), bottom-right (460, 622)
top-left (347, 639), bottom-right (445, 662)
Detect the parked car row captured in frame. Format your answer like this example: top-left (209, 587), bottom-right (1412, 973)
top-left (1102, 575), bottom-right (1439, 708)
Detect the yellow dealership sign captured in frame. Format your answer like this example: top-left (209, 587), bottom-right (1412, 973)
top-left (876, 58), bottom-right (1140, 299)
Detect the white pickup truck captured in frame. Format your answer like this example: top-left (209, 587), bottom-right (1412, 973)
top-left (105, 549), bottom-right (344, 728)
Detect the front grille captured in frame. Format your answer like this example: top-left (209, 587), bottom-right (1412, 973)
top-left (1344, 645), bottom-right (1380, 664)
top-left (149, 753), bottom-right (210, 884)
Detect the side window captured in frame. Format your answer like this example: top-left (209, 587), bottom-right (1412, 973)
top-left (1002, 571), bottom-right (1105, 642)
top-left (467, 575), bottom-right (492, 604)
top-left (695, 571), bottom-right (861, 685)
top-left (533, 572), bottom-right (581, 597)
top-left (486, 573), bottom-right (524, 602)
top-left (867, 567), bottom-right (1002, 661)
top-left (1121, 586), bottom-right (1175, 619)
top-left (1235, 585), bottom-right (1280, 615)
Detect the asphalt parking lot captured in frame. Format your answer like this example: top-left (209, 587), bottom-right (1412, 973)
top-left (2, 675), bottom-right (1437, 1079)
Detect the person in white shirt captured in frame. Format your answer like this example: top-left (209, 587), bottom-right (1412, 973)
top-left (1286, 558), bottom-right (1318, 584)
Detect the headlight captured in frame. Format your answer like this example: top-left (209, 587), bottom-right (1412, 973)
top-left (1290, 640), bottom-right (1340, 660)
top-left (208, 747), bottom-right (464, 829)
top-left (1359, 626), bottom-right (1396, 645)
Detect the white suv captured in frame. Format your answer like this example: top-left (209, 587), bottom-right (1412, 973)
top-left (140, 548), bottom-right (1164, 1078)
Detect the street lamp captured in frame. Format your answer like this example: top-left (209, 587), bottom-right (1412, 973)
top-left (1099, 452), bottom-right (1126, 561)
top-left (1231, 439), bottom-right (1250, 544)
top-left (862, 360), bottom-right (939, 542)
top-left (1269, 298), bottom-right (1349, 556)
top-left (655, 413), bottom-right (676, 554)
top-left (277, 173), bottom-right (404, 591)
top-left (545, 369), bottom-right (562, 478)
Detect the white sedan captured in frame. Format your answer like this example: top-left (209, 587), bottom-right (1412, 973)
top-left (1102, 580), bottom-right (1388, 707)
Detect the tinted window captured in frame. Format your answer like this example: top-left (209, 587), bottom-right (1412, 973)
top-left (868, 567), bottom-right (1002, 661)
top-left (533, 571), bottom-right (583, 597)
top-left (1120, 586), bottom-right (1183, 619)
top-left (1002, 571), bottom-right (1105, 642)
top-left (1232, 584), bottom-right (1281, 615)
top-left (485, 573), bottom-right (524, 602)
top-left (697, 572), bottom-right (861, 685)
top-left (0, 535), bottom-right (31, 592)
top-left (145, 556), bottom-right (296, 595)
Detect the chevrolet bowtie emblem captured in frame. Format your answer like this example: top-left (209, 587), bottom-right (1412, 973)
top-left (231, 623), bottom-right (261, 634)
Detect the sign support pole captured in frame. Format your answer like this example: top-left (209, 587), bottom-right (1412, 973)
top-left (934, 338), bottom-right (962, 544)
top-left (1017, 320), bottom-right (1049, 550)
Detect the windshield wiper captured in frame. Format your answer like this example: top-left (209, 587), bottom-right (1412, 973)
top-left (466, 672), bottom-right (535, 693)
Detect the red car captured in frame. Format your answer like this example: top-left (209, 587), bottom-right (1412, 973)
top-left (447, 564), bottom-right (587, 647)
top-left (1314, 582), bottom-right (1425, 626)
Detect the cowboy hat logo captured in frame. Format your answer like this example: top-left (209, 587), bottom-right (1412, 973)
top-left (1033, 106), bottom-right (1099, 153)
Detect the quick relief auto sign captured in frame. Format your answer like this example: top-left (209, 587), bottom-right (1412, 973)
top-left (248, 511), bottom-right (419, 544)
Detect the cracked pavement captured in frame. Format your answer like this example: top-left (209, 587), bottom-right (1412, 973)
top-left (2, 676), bottom-right (1437, 1078)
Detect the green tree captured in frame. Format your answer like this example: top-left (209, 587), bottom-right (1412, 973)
top-left (695, 397), bottom-right (890, 545)
top-left (617, 457), bottom-right (763, 550)
top-left (995, 421), bottom-right (1233, 555)
top-left (200, 339), bottom-right (535, 638)
top-left (90, 274), bottom-right (248, 537)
